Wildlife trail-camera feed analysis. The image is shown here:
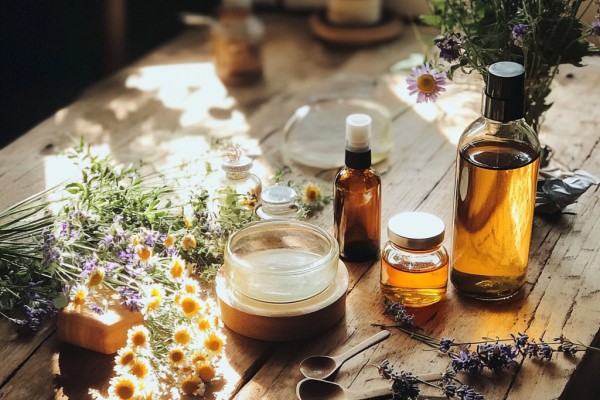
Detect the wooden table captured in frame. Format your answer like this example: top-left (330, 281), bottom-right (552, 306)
top-left (1, 12), bottom-right (599, 400)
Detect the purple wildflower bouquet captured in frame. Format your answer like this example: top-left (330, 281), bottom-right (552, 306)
top-left (410, 0), bottom-right (600, 133)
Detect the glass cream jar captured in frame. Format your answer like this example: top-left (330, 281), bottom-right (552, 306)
top-left (223, 220), bottom-right (339, 303)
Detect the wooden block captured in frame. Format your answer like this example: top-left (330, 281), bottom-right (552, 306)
top-left (57, 294), bottom-right (144, 355)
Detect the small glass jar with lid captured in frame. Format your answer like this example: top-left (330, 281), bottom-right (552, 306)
top-left (255, 184), bottom-right (300, 220)
top-left (210, 148), bottom-right (262, 213)
top-left (380, 212), bottom-right (448, 307)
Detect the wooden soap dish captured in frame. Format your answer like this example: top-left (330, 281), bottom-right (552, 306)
top-left (216, 261), bottom-right (348, 342)
top-left (309, 10), bottom-right (403, 46)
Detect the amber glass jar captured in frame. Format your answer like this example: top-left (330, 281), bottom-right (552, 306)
top-left (380, 212), bottom-right (448, 307)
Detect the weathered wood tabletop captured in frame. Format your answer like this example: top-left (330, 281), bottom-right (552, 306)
top-left (0, 12), bottom-right (599, 400)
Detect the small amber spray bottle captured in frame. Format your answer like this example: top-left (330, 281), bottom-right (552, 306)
top-left (334, 114), bottom-right (381, 262)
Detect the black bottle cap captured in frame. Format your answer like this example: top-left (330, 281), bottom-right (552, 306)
top-left (483, 61), bottom-right (525, 122)
top-left (345, 149), bottom-right (371, 170)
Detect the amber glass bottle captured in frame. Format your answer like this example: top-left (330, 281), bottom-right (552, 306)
top-left (334, 114), bottom-right (381, 262)
top-left (450, 61), bottom-right (540, 300)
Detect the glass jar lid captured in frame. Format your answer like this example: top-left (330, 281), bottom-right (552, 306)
top-left (255, 185), bottom-right (299, 220)
top-left (387, 212), bottom-right (445, 250)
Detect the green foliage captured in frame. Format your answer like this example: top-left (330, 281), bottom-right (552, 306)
top-left (426, 0), bottom-right (598, 132)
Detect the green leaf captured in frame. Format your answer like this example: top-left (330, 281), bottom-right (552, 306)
top-left (52, 292), bottom-right (68, 309)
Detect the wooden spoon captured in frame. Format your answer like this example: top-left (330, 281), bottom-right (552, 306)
top-left (296, 377), bottom-right (444, 400)
top-left (299, 330), bottom-right (390, 380)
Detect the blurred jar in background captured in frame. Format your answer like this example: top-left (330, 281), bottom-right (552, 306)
top-left (213, 0), bottom-right (264, 85)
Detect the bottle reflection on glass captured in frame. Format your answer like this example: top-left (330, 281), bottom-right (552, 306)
top-left (334, 114), bottom-right (381, 263)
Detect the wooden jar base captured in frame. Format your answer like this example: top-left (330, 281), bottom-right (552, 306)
top-left (216, 262), bottom-right (348, 342)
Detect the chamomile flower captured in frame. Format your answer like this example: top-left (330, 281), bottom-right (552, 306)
top-left (406, 64), bottom-right (447, 103)
top-left (148, 284), bottom-right (164, 300)
top-left (196, 363), bottom-right (216, 382)
top-left (129, 357), bottom-right (151, 379)
top-left (169, 256), bottom-right (186, 280)
top-left (163, 235), bottom-right (174, 248)
top-left (181, 277), bottom-right (200, 295)
top-left (135, 244), bottom-right (153, 263)
top-left (109, 374), bottom-right (139, 400)
top-left (127, 325), bottom-right (150, 348)
top-left (303, 184), bottom-right (321, 202)
top-left (169, 346), bottom-right (186, 364)
top-left (71, 284), bottom-right (88, 306)
top-left (180, 375), bottom-right (205, 396)
top-left (115, 347), bottom-right (136, 367)
top-left (87, 267), bottom-right (105, 287)
top-left (197, 318), bottom-right (211, 332)
top-left (182, 234), bottom-right (197, 251)
top-left (204, 333), bottom-right (225, 354)
top-left (174, 326), bottom-right (192, 345)
top-left (180, 295), bottom-right (202, 318)
top-left (190, 351), bottom-right (209, 365)
top-left (144, 296), bottom-right (161, 314)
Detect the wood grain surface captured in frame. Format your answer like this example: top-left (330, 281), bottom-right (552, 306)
top-left (0, 12), bottom-right (599, 400)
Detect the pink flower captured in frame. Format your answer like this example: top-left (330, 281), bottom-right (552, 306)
top-left (406, 65), bottom-right (447, 103)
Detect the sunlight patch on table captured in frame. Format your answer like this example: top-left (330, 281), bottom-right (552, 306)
top-left (125, 62), bottom-right (249, 136)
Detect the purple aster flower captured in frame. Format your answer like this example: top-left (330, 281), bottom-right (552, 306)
top-left (591, 20), bottom-right (600, 36)
top-left (434, 32), bottom-right (463, 62)
top-left (406, 65), bottom-right (447, 103)
top-left (70, 230), bottom-right (81, 240)
top-left (119, 287), bottom-right (141, 312)
top-left (511, 24), bottom-right (528, 47)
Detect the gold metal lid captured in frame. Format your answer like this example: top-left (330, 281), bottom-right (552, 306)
top-left (387, 212), bottom-right (445, 250)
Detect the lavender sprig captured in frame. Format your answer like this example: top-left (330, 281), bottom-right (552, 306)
top-left (378, 360), bottom-right (485, 400)
top-left (375, 301), bottom-right (600, 380)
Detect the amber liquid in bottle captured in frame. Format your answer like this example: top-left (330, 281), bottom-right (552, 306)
top-left (334, 167), bottom-right (381, 262)
top-left (381, 248), bottom-right (448, 307)
top-left (451, 140), bottom-right (539, 300)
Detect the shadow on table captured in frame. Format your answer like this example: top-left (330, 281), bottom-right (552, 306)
top-left (55, 342), bottom-right (113, 399)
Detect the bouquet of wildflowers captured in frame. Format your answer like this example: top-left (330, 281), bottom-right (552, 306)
top-left (1, 140), bottom-right (332, 397)
top-left (408, 0), bottom-right (600, 133)
top-left (401, 1), bottom-right (600, 213)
